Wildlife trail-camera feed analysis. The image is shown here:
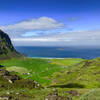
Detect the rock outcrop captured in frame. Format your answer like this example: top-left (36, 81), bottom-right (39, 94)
top-left (0, 69), bottom-right (41, 88)
top-left (0, 96), bottom-right (12, 100)
top-left (0, 69), bottom-right (20, 83)
top-left (0, 29), bottom-right (20, 59)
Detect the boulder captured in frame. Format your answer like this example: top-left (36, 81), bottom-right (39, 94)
top-left (22, 79), bottom-right (41, 88)
top-left (0, 96), bottom-right (12, 100)
top-left (4, 75), bottom-right (21, 83)
top-left (45, 90), bottom-right (66, 100)
top-left (0, 69), bottom-right (20, 83)
top-left (0, 69), bottom-right (9, 76)
top-left (67, 90), bottom-right (79, 96)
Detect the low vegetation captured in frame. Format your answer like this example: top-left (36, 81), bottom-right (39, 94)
top-left (0, 57), bottom-right (100, 100)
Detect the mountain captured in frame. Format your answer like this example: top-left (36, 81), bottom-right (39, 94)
top-left (0, 29), bottom-right (20, 59)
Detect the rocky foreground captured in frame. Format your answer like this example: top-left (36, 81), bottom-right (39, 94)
top-left (0, 67), bottom-right (68, 100)
top-left (0, 67), bottom-right (43, 100)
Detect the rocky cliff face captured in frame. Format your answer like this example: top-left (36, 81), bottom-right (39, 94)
top-left (0, 30), bottom-right (20, 59)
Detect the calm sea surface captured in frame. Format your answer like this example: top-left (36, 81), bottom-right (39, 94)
top-left (15, 46), bottom-right (100, 59)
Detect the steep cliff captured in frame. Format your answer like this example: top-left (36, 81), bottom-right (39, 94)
top-left (0, 30), bottom-right (20, 59)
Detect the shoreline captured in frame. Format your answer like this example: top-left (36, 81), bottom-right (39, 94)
top-left (27, 56), bottom-right (82, 59)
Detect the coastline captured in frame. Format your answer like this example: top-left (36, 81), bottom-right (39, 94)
top-left (27, 56), bottom-right (82, 59)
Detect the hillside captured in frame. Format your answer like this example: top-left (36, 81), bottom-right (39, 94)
top-left (0, 30), bottom-right (20, 59)
top-left (0, 58), bottom-right (100, 100)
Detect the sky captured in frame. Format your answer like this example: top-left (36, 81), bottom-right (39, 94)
top-left (0, 0), bottom-right (100, 46)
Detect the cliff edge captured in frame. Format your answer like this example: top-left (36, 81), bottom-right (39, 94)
top-left (0, 30), bottom-right (20, 59)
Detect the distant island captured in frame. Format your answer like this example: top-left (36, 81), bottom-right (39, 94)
top-left (57, 48), bottom-right (64, 51)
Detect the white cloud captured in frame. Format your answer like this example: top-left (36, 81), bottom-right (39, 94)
top-left (0, 16), bottom-right (100, 46)
top-left (0, 17), bottom-right (64, 38)
top-left (12, 30), bottom-right (100, 46)
top-left (12, 38), bottom-right (57, 42)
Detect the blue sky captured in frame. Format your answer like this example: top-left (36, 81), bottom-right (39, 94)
top-left (0, 0), bottom-right (100, 46)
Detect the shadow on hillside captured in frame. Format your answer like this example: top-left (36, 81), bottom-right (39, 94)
top-left (49, 83), bottom-right (85, 88)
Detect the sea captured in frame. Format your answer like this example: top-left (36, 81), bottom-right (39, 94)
top-left (15, 46), bottom-right (100, 59)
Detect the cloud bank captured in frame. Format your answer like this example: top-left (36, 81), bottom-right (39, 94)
top-left (12, 30), bottom-right (100, 46)
top-left (0, 17), bottom-right (100, 47)
top-left (0, 17), bottom-right (64, 38)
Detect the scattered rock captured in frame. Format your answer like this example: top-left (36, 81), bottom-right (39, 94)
top-left (19, 79), bottom-right (41, 89)
top-left (67, 71), bottom-right (73, 74)
top-left (0, 96), bottom-right (12, 100)
top-left (67, 90), bottom-right (79, 96)
top-left (0, 69), bottom-right (9, 76)
top-left (0, 69), bottom-right (20, 83)
top-left (45, 95), bottom-right (66, 100)
top-left (23, 73), bottom-right (30, 75)
top-left (66, 97), bottom-right (72, 100)
top-left (0, 68), bottom-right (42, 89)
top-left (6, 92), bottom-right (10, 95)
top-left (48, 61), bottom-right (51, 63)
top-left (4, 75), bottom-right (20, 83)
top-left (82, 61), bottom-right (93, 67)
top-left (16, 93), bottom-right (20, 95)
top-left (79, 78), bottom-right (83, 80)
top-left (45, 90), bottom-right (66, 100)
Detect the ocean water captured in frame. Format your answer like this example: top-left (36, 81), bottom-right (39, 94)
top-left (15, 46), bottom-right (100, 59)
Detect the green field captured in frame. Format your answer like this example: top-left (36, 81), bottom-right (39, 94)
top-left (0, 57), bottom-right (100, 100)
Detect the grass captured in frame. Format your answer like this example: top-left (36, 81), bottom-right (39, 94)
top-left (0, 58), bottom-right (84, 86)
top-left (80, 89), bottom-right (100, 100)
top-left (6, 66), bottom-right (28, 73)
top-left (50, 58), bottom-right (83, 66)
top-left (0, 58), bottom-right (66, 86)
top-left (0, 57), bottom-right (100, 99)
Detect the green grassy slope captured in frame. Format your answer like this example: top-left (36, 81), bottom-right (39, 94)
top-left (0, 58), bottom-right (83, 86)
top-left (0, 57), bottom-right (100, 100)
top-left (51, 58), bottom-right (100, 88)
